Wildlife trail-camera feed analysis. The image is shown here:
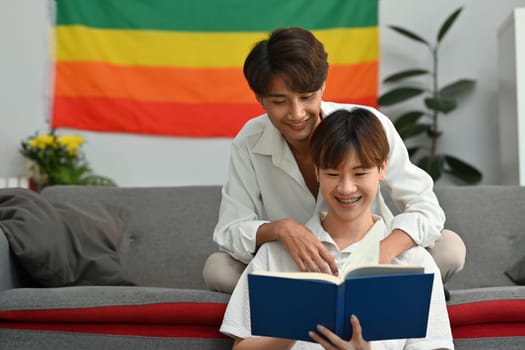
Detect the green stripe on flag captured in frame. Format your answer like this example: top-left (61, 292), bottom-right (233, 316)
top-left (56, 0), bottom-right (377, 31)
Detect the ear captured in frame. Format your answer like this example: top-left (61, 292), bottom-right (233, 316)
top-left (315, 166), bottom-right (320, 183)
top-left (320, 81), bottom-right (326, 95)
top-left (378, 160), bottom-right (387, 181)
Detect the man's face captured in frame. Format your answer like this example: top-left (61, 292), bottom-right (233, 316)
top-left (318, 150), bottom-right (386, 226)
top-left (258, 75), bottom-right (324, 147)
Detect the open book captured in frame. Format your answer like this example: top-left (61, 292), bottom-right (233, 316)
top-left (248, 264), bottom-right (434, 342)
top-left (248, 219), bottom-right (435, 342)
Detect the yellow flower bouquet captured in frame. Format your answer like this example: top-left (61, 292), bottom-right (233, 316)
top-left (20, 130), bottom-right (116, 187)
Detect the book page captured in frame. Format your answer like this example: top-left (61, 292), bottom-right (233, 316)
top-left (345, 264), bottom-right (424, 278)
top-left (250, 270), bottom-right (344, 284)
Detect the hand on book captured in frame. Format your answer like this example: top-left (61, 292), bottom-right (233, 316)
top-left (275, 218), bottom-right (338, 275)
top-left (308, 315), bottom-right (371, 350)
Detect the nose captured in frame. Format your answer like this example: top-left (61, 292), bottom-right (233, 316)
top-left (337, 175), bottom-right (357, 194)
top-left (288, 99), bottom-right (306, 121)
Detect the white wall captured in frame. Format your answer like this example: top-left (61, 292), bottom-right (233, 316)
top-left (1, 0), bottom-right (525, 187)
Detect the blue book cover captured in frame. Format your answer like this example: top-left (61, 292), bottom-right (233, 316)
top-left (248, 265), bottom-right (434, 343)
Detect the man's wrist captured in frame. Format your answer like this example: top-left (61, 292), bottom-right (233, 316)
top-left (379, 229), bottom-right (416, 263)
top-left (256, 219), bottom-right (289, 248)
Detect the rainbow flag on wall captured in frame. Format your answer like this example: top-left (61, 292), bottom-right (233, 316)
top-left (51, 0), bottom-right (378, 137)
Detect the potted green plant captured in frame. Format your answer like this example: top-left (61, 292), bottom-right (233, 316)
top-left (20, 130), bottom-right (116, 190)
top-left (379, 7), bottom-right (481, 184)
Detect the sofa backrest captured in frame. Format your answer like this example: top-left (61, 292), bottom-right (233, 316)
top-left (433, 185), bottom-right (524, 290)
top-left (42, 185), bottom-right (222, 290)
top-left (41, 185), bottom-right (524, 291)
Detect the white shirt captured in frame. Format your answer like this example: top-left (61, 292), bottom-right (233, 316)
top-left (220, 215), bottom-right (454, 350)
top-left (213, 102), bottom-right (445, 263)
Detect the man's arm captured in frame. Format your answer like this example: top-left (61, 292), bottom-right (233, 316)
top-left (213, 141), bottom-right (267, 264)
top-left (379, 229), bottom-right (416, 264)
top-left (214, 133), bottom-right (337, 274)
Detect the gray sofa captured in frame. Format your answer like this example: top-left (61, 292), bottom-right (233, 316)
top-left (0, 185), bottom-right (524, 349)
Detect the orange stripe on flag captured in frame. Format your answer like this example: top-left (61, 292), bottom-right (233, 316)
top-left (51, 96), bottom-right (265, 137)
top-left (54, 62), bottom-right (254, 104)
top-left (325, 62), bottom-right (378, 102)
top-left (53, 61), bottom-right (377, 104)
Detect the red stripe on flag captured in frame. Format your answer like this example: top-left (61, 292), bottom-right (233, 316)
top-left (52, 96), bottom-right (265, 137)
top-left (51, 96), bottom-right (378, 137)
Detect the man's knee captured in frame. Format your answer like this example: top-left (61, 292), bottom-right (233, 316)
top-left (428, 229), bottom-right (466, 283)
top-left (202, 252), bottom-right (247, 293)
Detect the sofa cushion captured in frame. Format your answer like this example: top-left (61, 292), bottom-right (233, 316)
top-left (0, 188), bottom-right (131, 287)
top-left (0, 329), bottom-right (233, 350)
top-left (447, 287), bottom-right (525, 342)
top-left (0, 286), bottom-right (230, 340)
top-left (433, 186), bottom-right (525, 289)
top-left (40, 185), bottom-right (223, 290)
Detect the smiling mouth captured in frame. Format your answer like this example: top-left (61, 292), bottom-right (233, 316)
top-left (336, 196), bottom-right (361, 205)
top-left (287, 117), bottom-right (310, 127)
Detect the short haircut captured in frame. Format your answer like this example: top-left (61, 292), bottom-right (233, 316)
top-left (310, 108), bottom-right (390, 170)
top-left (243, 27), bottom-right (329, 96)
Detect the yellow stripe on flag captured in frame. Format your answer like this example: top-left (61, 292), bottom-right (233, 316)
top-left (55, 26), bottom-right (378, 67)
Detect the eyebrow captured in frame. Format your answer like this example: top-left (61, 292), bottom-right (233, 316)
top-left (322, 164), bottom-right (367, 170)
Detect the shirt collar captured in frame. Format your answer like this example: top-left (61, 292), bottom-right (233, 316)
top-left (306, 213), bottom-right (389, 253)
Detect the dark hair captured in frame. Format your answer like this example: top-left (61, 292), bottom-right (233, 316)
top-left (243, 27), bottom-right (329, 96)
top-left (310, 108), bottom-right (389, 170)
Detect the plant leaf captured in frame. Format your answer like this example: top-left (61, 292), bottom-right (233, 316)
top-left (417, 155), bottom-right (444, 181)
top-left (394, 111), bottom-right (425, 130)
top-left (439, 79), bottom-right (476, 98)
top-left (383, 69), bottom-right (429, 83)
top-left (400, 123), bottom-right (430, 139)
top-left (389, 25), bottom-right (430, 46)
top-left (80, 174), bottom-right (117, 186)
top-left (378, 87), bottom-right (425, 106)
top-left (437, 7), bottom-right (463, 43)
top-left (444, 155), bottom-right (482, 184)
top-left (424, 97), bottom-right (457, 114)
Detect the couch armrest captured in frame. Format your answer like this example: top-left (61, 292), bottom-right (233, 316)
top-left (0, 227), bottom-right (23, 291)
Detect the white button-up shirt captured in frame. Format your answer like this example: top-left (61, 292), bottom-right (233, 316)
top-left (213, 102), bottom-right (445, 263)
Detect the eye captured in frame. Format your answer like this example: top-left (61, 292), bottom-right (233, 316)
top-left (322, 169), bottom-right (339, 177)
top-left (271, 99), bottom-right (286, 105)
top-left (300, 94), bottom-right (315, 101)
